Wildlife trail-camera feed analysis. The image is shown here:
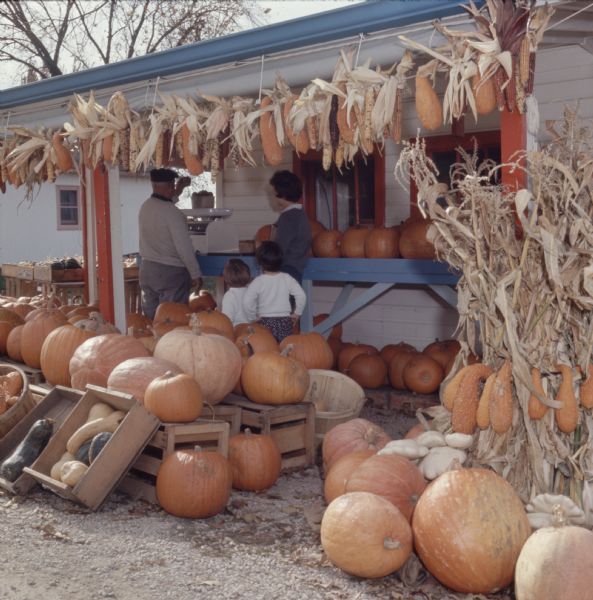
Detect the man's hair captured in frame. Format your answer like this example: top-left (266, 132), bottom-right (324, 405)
top-left (223, 259), bottom-right (251, 288)
top-left (150, 168), bottom-right (177, 182)
top-left (269, 170), bottom-right (302, 202)
top-left (256, 241), bottom-right (283, 272)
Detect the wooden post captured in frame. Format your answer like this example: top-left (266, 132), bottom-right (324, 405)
top-left (93, 163), bottom-right (115, 323)
top-left (500, 107), bottom-right (527, 191)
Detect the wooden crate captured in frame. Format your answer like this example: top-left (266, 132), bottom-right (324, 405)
top-left (118, 419), bottom-right (230, 504)
top-left (365, 386), bottom-right (439, 416)
top-left (0, 386), bottom-right (83, 495)
top-left (2, 359), bottom-right (45, 385)
top-left (23, 385), bottom-right (160, 510)
top-left (201, 403), bottom-right (242, 435)
top-left (33, 265), bottom-right (83, 283)
top-left (223, 394), bottom-right (315, 470)
top-left (1, 263), bottom-right (34, 280)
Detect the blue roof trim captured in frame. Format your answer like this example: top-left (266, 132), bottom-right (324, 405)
top-left (0, 0), bottom-right (472, 109)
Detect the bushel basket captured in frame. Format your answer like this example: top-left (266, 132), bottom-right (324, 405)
top-left (0, 363), bottom-right (36, 438)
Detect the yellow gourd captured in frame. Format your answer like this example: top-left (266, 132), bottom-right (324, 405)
top-left (60, 461), bottom-right (88, 486)
top-left (66, 411), bottom-right (125, 454)
top-left (50, 451), bottom-right (75, 481)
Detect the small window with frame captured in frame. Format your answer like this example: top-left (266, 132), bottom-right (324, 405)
top-left (56, 186), bottom-right (81, 230)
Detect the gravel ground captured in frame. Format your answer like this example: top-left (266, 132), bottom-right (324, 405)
top-left (0, 402), bottom-right (512, 600)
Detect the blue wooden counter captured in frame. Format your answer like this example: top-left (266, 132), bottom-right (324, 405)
top-left (197, 255), bottom-right (459, 336)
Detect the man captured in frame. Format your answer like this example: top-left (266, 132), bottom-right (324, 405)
top-left (139, 168), bottom-right (202, 319)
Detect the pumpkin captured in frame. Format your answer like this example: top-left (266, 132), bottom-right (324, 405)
top-left (0, 321), bottom-right (14, 355)
top-left (144, 371), bottom-right (203, 422)
top-left (107, 357), bottom-right (182, 404)
top-left (254, 224), bottom-right (273, 248)
top-left (309, 218), bottom-right (326, 238)
top-left (514, 526), bottom-right (593, 600)
top-left (346, 353), bottom-right (387, 389)
top-left (324, 449), bottom-right (375, 504)
top-left (321, 491), bottom-right (413, 579)
top-left (327, 337), bottom-right (342, 369)
top-left (313, 313), bottom-right (342, 339)
top-left (346, 453), bottom-right (426, 522)
top-left (153, 318), bottom-right (242, 405)
top-left (312, 230), bottom-right (342, 258)
top-left (337, 343), bottom-right (378, 373)
top-left (340, 227), bottom-right (370, 258)
top-left (74, 312), bottom-right (120, 334)
top-left (423, 339), bottom-right (460, 369)
top-left (388, 349), bottom-right (419, 390)
top-left (364, 226), bottom-right (400, 258)
top-left (40, 325), bottom-right (96, 386)
top-left (235, 326), bottom-right (279, 358)
top-left (398, 218), bottom-right (435, 259)
top-left (241, 349), bottom-right (309, 405)
top-left (412, 468), bottom-right (531, 594)
top-left (322, 418), bottom-right (391, 472)
top-left (21, 309), bottom-right (68, 369)
top-left (67, 305), bottom-right (96, 319)
top-left (188, 290), bottom-right (217, 313)
top-left (279, 333), bottom-right (333, 370)
top-left (156, 448), bottom-right (232, 518)
top-left (6, 325), bottom-right (24, 362)
top-left (228, 428), bottom-right (282, 491)
top-left (403, 354), bottom-right (444, 394)
top-left (0, 308), bottom-right (24, 328)
top-left (233, 322), bottom-right (271, 339)
top-left (380, 342), bottom-right (415, 365)
top-left (152, 302), bottom-right (190, 336)
top-left (126, 313), bottom-right (152, 332)
top-left (69, 333), bottom-right (150, 390)
top-left (6, 303), bottom-right (35, 320)
top-left (192, 309), bottom-right (234, 339)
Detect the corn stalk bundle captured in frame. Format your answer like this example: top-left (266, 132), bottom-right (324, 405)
top-left (64, 92), bottom-right (106, 169)
top-left (200, 93), bottom-right (233, 180)
top-left (396, 108), bottom-right (593, 520)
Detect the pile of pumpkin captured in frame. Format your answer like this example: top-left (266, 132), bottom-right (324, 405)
top-left (255, 215), bottom-right (436, 260)
top-left (0, 369), bottom-right (23, 414)
top-left (319, 416), bottom-right (593, 599)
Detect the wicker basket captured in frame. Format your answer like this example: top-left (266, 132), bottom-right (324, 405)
top-left (304, 369), bottom-right (366, 446)
top-left (0, 363), bottom-right (36, 438)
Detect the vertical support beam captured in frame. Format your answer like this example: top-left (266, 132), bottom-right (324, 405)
top-left (107, 166), bottom-right (126, 333)
top-left (93, 163), bottom-right (115, 323)
top-left (500, 108), bottom-right (527, 192)
top-left (84, 167), bottom-right (98, 304)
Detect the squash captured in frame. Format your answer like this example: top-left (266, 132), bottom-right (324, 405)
top-left (75, 438), bottom-right (93, 465)
top-left (0, 419), bottom-right (54, 482)
top-left (60, 460), bottom-right (88, 486)
top-left (50, 451), bottom-right (75, 481)
top-left (66, 410), bottom-right (125, 455)
top-left (89, 432), bottom-right (113, 463)
top-left (87, 402), bottom-right (115, 422)
top-left (377, 439), bottom-right (429, 460)
top-left (418, 446), bottom-right (467, 480)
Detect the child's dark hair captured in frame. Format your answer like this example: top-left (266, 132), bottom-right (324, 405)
top-left (256, 241), bottom-right (283, 272)
top-left (269, 170), bottom-right (302, 202)
top-left (223, 258), bottom-right (251, 287)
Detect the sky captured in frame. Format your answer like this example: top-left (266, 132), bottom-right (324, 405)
top-left (0, 0), bottom-right (363, 89)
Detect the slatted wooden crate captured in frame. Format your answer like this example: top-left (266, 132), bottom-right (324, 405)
top-left (222, 394), bottom-right (315, 470)
top-left (201, 403), bottom-right (242, 435)
top-left (2, 359), bottom-right (45, 386)
top-left (118, 419), bottom-right (230, 504)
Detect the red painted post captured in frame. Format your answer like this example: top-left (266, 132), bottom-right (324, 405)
top-left (80, 172), bottom-right (89, 304)
top-left (93, 163), bottom-right (115, 323)
top-left (500, 108), bottom-right (527, 192)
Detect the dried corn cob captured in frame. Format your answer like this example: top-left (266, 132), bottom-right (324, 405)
top-left (305, 116), bottom-right (318, 150)
top-left (493, 68), bottom-right (506, 112)
top-left (527, 52), bottom-right (536, 95)
top-left (174, 129), bottom-right (184, 160)
top-left (515, 66), bottom-right (526, 115)
top-left (260, 96), bottom-right (283, 166)
top-left (363, 87), bottom-right (375, 154)
top-left (181, 124), bottom-right (203, 175)
top-left (519, 36), bottom-right (531, 87)
top-left (118, 128), bottom-right (130, 171)
top-left (129, 121), bottom-right (140, 172)
top-left (209, 139), bottom-right (220, 182)
top-left (392, 89), bottom-right (403, 144)
top-left (329, 95), bottom-right (340, 151)
top-left (154, 131), bottom-right (165, 168)
top-left (201, 139), bottom-right (212, 171)
top-left (322, 143), bottom-right (332, 171)
top-left (337, 99), bottom-right (356, 145)
top-left (229, 144), bottom-right (241, 169)
top-left (335, 137), bottom-right (345, 171)
top-left (46, 157), bottom-right (56, 183)
top-left (504, 59), bottom-right (517, 112)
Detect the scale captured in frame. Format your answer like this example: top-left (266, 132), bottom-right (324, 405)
top-left (181, 208), bottom-right (239, 254)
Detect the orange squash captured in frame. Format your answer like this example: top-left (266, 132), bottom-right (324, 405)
top-left (144, 371), bottom-right (203, 422)
top-left (312, 230), bottom-right (342, 258)
top-left (279, 332), bottom-right (334, 370)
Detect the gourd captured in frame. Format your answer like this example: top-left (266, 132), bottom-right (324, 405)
top-left (525, 493), bottom-right (586, 529)
top-left (60, 460), bottom-right (88, 486)
top-left (419, 446), bottom-right (467, 480)
top-left (87, 402), bottom-right (114, 422)
top-left (89, 432), bottom-right (113, 463)
top-left (444, 432), bottom-right (474, 450)
top-left (50, 451), bottom-right (75, 481)
top-left (377, 439), bottom-right (429, 460)
top-left (66, 410), bottom-right (125, 454)
top-left (0, 419), bottom-right (54, 482)
top-left (416, 430), bottom-right (446, 448)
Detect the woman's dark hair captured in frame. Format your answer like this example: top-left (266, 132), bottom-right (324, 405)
top-left (256, 241), bottom-right (283, 272)
top-left (269, 170), bottom-right (302, 202)
top-left (223, 259), bottom-right (251, 287)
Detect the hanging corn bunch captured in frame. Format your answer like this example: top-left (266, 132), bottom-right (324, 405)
top-left (228, 96), bottom-right (259, 168)
top-left (65, 91), bottom-right (105, 169)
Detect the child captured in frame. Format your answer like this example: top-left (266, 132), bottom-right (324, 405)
top-left (242, 241), bottom-right (306, 342)
top-left (221, 258), bottom-right (251, 326)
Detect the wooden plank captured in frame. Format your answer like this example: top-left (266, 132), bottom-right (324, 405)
top-left (271, 424), bottom-right (306, 454)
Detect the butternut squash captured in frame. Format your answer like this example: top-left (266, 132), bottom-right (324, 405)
top-left (476, 372), bottom-right (496, 429)
top-left (50, 451), bottom-right (75, 481)
top-left (52, 132), bottom-right (74, 173)
top-left (451, 364), bottom-right (493, 434)
top-left (555, 364), bottom-right (578, 434)
top-left (489, 361), bottom-right (513, 434)
top-left (471, 73), bottom-right (497, 116)
top-left (87, 402), bottom-right (114, 422)
top-left (66, 411), bottom-right (125, 455)
top-left (60, 460), bottom-right (88, 487)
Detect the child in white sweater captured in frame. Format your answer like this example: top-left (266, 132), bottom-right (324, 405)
top-left (242, 241), bottom-right (306, 342)
top-left (220, 259), bottom-right (251, 326)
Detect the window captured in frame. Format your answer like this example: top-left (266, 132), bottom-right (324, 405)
top-left (56, 186), bottom-right (81, 230)
top-left (410, 130), bottom-right (500, 217)
top-left (294, 147), bottom-right (385, 230)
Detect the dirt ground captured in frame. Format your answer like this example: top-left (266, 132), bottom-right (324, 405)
top-left (0, 399), bottom-right (513, 600)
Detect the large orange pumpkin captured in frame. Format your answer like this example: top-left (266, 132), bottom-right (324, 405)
top-left (364, 226), bottom-right (400, 258)
top-left (228, 428), bottom-right (282, 491)
top-left (0, 308), bottom-right (24, 328)
top-left (69, 333), bottom-right (150, 390)
top-left (321, 492), bottom-right (413, 579)
top-left (398, 218), bottom-right (435, 259)
top-left (107, 356), bottom-right (182, 404)
top-left (388, 349), bottom-right (419, 389)
top-left (192, 309), bottom-right (234, 339)
top-left (312, 230), bottom-right (342, 258)
top-left (324, 449), bottom-right (375, 504)
top-left (322, 418), bottom-right (390, 472)
top-left (152, 302), bottom-right (190, 336)
top-left (423, 339), bottom-right (461, 369)
top-left (403, 354), bottom-right (444, 394)
top-left (309, 218), bottom-right (326, 238)
top-left (126, 312), bottom-right (152, 332)
top-left (241, 350), bottom-right (309, 405)
top-left (144, 371), bottom-right (203, 422)
top-left (0, 321), bottom-right (14, 355)
top-left (412, 468), bottom-right (531, 594)
top-left (156, 449), bottom-right (232, 518)
top-left (6, 325), bottom-right (24, 362)
top-left (21, 309), bottom-right (68, 369)
top-left (279, 332), bottom-right (333, 370)
top-left (254, 224), bottom-right (273, 248)
top-left (346, 353), bottom-right (387, 389)
top-left (345, 454), bottom-right (426, 522)
top-left (233, 322), bottom-right (270, 339)
top-left (380, 342), bottom-right (415, 365)
top-left (341, 227), bottom-right (370, 258)
top-left (337, 343), bottom-right (378, 374)
top-left (188, 290), bottom-right (217, 313)
top-left (235, 326), bottom-right (279, 358)
top-left (153, 325), bottom-right (242, 405)
top-left (40, 324), bottom-right (96, 386)
top-left (74, 312), bottom-right (120, 334)
top-left (515, 526), bottom-right (593, 600)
